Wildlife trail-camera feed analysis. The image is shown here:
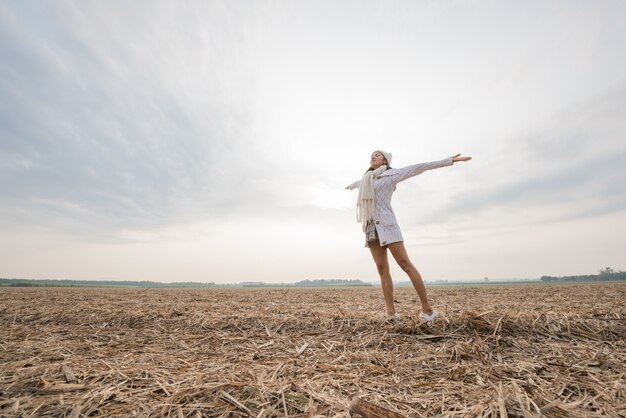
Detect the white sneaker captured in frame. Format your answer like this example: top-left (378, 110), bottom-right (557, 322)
top-left (419, 310), bottom-right (439, 322)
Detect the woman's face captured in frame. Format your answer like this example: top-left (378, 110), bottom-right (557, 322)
top-left (370, 151), bottom-right (386, 169)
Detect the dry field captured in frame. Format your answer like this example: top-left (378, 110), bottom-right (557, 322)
top-left (1, 283), bottom-right (624, 417)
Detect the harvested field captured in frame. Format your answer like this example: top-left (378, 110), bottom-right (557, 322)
top-left (1, 283), bottom-right (624, 417)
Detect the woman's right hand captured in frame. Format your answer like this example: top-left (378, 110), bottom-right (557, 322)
top-left (452, 154), bottom-right (472, 162)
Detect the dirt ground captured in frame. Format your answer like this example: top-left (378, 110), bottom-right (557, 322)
top-left (1, 283), bottom-right (624, 417)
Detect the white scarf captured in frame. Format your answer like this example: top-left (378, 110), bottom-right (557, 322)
top-left (356, 165), bottom-right (388, 229)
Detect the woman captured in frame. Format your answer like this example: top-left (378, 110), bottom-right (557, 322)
top-left (346, 150), bottom-right (472, 321)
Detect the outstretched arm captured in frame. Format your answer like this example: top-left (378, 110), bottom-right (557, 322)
top-left (346, 154), bottom-right (471, 188)
top-left (392, 157), bottom-right (453, 183)
top-left (393, 154), bottom-right (472, 184)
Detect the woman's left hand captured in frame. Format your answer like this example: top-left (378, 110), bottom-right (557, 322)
top-left (452, 153), bottom-right (472, 162)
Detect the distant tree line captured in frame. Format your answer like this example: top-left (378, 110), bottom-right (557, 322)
top-left (0, 278), bottom-right (217, 288)
top-left (242, 279), bottom-right (372, 288)
top-left (0, 277), bottom-right (372, 288)
top-left (540, 268), bottom-right (625, 282)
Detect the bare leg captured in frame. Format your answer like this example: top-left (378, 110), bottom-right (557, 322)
top-left (368, 240), bottom-right (395, 315)
top-left (387, 242), bottom-right (433, 315)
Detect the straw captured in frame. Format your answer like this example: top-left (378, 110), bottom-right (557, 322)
top-left (1, 283), bottom-right (624, 416)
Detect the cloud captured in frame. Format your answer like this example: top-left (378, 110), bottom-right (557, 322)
top-left (1, 1), bottom-right (626, 281)
top-left (394, 85), bottom-right (626, 233)
top-left (0, 2), bottom-right (268, 236)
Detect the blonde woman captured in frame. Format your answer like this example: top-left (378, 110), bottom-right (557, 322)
top-left (346, 151), bottom-right (472, 321)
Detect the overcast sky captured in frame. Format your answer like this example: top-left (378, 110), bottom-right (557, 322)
top-left (1, 1), bottom-right (625, 283)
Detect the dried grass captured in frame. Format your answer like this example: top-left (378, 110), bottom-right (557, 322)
top-left (1, 283), bottom-right (624, 417)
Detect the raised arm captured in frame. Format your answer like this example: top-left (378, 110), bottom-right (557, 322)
top-left (392, 156), bottom-right (455, 184)
top-left (347, 154), bottom-right (471, 188)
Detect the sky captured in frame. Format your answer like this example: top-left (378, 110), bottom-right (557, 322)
top-left (1, 1), bottom-right (625, 283)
